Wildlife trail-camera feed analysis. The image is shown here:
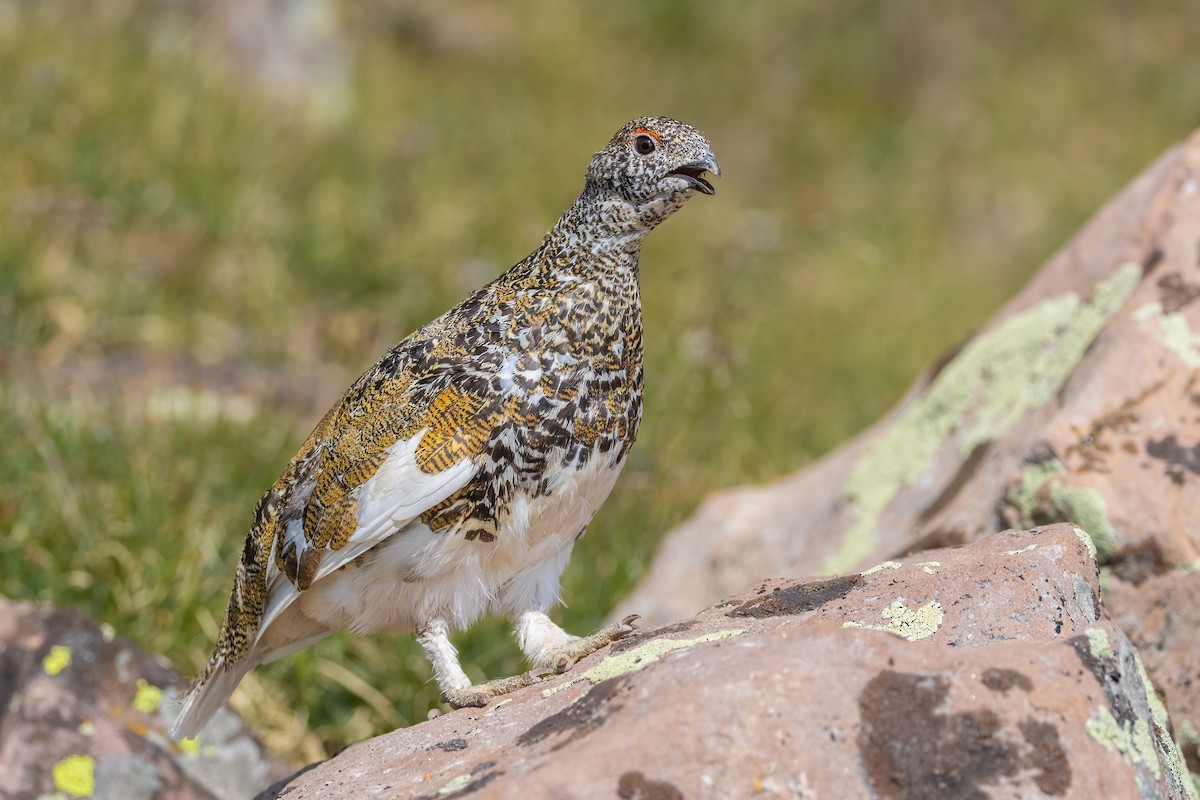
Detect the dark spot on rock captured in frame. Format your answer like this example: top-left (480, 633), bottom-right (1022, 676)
top-left (919, 441), bottom-right (990, 522)
top-left (1108, 538), bottom-right (1173, 586)
top-left (1018, 719), bottom-right (1071, 795)
top-left (890, 528), bottom-right (967, 560)
top-left (1156, 272), bottom-right (1200, 312)
top-left (1143, 246), bottom-right (1165, 275)
top-left (611, 620), bottom-right (698, 653)
top-left (617, 771), bottom-right (684, 800)
top-left (858, 670), bottom-right (1070, 799)
top-left (1065, 632), bottom-right (1161, 756)
top-left (428, 738), bottom-right (469, 752)
top-left (0, 651), bottom-right (20, 728)
top-left (516, 674), bottom-right (629, 751)
top-left (726, 575), bottom-right (862, 618)
top-left (1025, 441), bottom-right (1061, 466)
top-left (1146, 435), bottom-right (1200, 482)
top-left (1182, 735), bottom-right (1200, 776)
top-left (981, 668), bottom-right (1032, 694)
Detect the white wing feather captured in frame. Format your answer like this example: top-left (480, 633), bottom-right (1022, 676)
top-left (255, 433), bottom-right (477, 645)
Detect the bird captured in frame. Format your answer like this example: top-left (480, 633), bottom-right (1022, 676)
top-left (171, 116), bottom-right (720, 739)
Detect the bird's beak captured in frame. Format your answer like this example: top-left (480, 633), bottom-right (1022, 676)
top-left (702, 153), bottom-right (722, 180)
top-left (667, 152), bottom-right (721, 196)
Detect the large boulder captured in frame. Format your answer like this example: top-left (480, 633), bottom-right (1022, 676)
top-left (0, 598), bottom-right (283, 800)
top-left (617, 129), bottom-right (1200, 629)
top-left (612, 129), bottom-right (1200, 771)
top-left (261, 525), bottom-right (1196, 799)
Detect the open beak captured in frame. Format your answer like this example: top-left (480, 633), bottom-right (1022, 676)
top-left (667, 153), bottom-right (721, 196)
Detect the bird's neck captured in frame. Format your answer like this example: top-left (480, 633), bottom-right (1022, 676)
top-left (543, 189), bottom-right (664, 258)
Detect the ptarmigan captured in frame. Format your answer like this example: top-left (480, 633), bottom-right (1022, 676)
top-left (172, 116), bottom-right (720, 738)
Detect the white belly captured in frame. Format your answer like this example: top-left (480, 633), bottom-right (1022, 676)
top-left (297, 454), bottom-right (624, 633)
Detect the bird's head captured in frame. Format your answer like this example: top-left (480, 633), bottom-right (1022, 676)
top-left (582, 116), bottom-right (720, 233)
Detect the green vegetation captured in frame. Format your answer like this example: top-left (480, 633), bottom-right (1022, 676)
top-left (2, 1), bottom-right (1198, 761)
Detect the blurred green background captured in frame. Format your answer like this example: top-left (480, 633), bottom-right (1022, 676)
top-left (2, 0), bottom-right (1198, 762)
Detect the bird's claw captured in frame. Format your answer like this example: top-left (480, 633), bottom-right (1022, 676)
top-left (443, 668), bottom-right (552, 709)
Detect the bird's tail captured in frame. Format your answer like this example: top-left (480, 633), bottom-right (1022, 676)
top-left (171, 655), bottom-right (253, 740)
top-left (171, 622), bottom-right (331, 739)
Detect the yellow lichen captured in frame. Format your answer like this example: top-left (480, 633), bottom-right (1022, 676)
top-left (881, 601), bottom-right (944, 641)
top-left (43, 645), bottom-right (72, 676)
top-left (52, 754), bottom-right (95, 798)
top-left (132, 678), bottom-right (163, 714)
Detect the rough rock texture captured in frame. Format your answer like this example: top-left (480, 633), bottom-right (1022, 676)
top-left (613, 128), bottom-right (1200, 774)
top-left (0, 598), bottom-right (284, 800)
top-left (1107, 571), bottom-right (1200, 776)
top-left (262, 525), bottom-right (1196, 799)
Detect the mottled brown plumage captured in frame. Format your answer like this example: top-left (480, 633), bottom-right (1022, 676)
top-left (173, 117), bottom-right (719, 738)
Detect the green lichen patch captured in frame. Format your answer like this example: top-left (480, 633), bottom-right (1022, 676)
top-left (1009, 460), bottom-right (1116, 560)
top-left (438, 774), bottom-right (472, 795)
top-left (1085, 628), bottom-right (1112, 660)
top-left (43, 644), bottom-right (72, 676)
top-left (1050, 483), bottom-right (1117, 559)
top-left (843, 600), bottom-right (945, 642)
top-left (827, 263), bottom-right (1141, 574)
top-left (1136, 656), bottom-right (1170, 728)
top-left (1010, 460), bottom-right (1067, 522)
top-left (1004, 544), bottom-right (1038, 555)
top-left (541, 630), bottom-right (744, 697)
top-left (1134, 303), bottom-right (1200, 368)
top-left (1132, 654), bottom-right (1198, 798)
top-left (53, 754), bottom-right (96, 798)
top-left (1074, 526), bottom-right (1099, 560)
top-left (1086, 706), bottom-right (1161, 780)
top-left (861, 560), bottom-right (902, 576)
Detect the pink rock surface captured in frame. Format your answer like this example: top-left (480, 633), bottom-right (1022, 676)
top-left (611, 129), bottom-right (1200, 791)
top-left (262, 525), bottom-right (1195, 799)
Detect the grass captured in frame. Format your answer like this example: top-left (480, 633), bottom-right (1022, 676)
top-left (2, 0), bottom-right (1199, 762)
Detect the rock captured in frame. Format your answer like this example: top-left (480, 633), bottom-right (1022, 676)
top-left (1106, 569), bottom-right (1200, 776)
top-left (612, 128), bottom-right (1200, 769)
top-left (262, 525), bottom-right (1196, 799)
top-left (0, 597), bottom-right (284, 800)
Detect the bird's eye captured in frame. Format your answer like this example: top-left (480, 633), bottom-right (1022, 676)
top-left (634, 133), bottom-right (657, 155)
